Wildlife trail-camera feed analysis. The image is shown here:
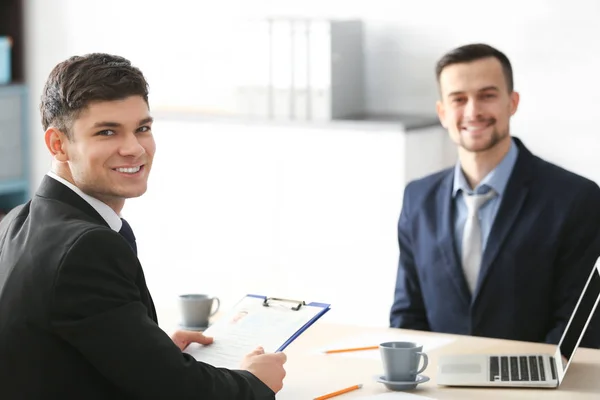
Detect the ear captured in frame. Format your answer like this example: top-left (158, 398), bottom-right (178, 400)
top-left (45, 127), bottom-right (69, 162)
top-left (509, 91), bottom-right (520, 116)
top-left (436, 100), bottom-right (448, 129)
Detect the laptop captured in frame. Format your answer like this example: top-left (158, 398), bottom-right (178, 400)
top-left (437, 257), bottom-right (600, 388)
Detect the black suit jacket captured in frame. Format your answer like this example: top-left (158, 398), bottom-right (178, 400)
top-left (0, 176), bottom-right (274, 399)
top-left (390, 137), bottom-right (600, 348)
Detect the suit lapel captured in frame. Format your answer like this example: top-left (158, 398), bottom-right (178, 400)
top-left (436, 171), bottom-right (472, 307)
top-left (473, 140), bottom-right (534, 302)
top-left (38, 176), bottom-right (159, 322)
top-left (36, 176), bottom-right (108, 227)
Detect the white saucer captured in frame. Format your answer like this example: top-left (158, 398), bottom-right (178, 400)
top-left (375, 374), bottom-right (430, 391)
top-left (178, 324), bottom-right (209, 332)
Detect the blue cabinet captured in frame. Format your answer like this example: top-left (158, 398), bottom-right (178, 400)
top-left (0, 84), bottom-right (29, 218)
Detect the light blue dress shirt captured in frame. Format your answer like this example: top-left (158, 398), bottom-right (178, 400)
top-left (452, 139), bottom-right (519, 259)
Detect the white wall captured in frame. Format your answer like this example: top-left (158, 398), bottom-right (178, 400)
top-left (24, 0), bottom-right (70, 190)
top-left (24, 0), bottom-right (600, 326)
top-left (360, 0), bottom-right (600, 183)
top-left (121, 118), bottom-right (450, 327)
top-left (26, 0), bottom-right (600, 187)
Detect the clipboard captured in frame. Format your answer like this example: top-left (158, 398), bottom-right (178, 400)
top-left (184, 294), bottom-right (330, 369)
top-left (249, 294), bottom-right (330, 351)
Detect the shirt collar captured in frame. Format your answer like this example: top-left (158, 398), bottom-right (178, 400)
top-left (452, 138), bottom-right (519, 197)
top-left (46, 171), bottom-right (123, 232)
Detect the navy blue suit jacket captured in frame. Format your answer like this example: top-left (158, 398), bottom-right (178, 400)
top-left (390, 137), bottom-right (600, 348)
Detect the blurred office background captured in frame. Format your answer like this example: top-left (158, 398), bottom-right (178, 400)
top-left (1, 0), bottom-right (599, 327)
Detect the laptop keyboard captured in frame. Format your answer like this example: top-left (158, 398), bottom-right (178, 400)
top-left (489, 356), bottom-right (549, 382)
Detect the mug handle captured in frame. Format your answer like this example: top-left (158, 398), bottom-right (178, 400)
top-left (210, 297), bottom-right (221, 316)
top-left (416, 352), bottom-right (429, 374)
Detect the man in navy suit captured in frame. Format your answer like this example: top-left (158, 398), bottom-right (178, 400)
top-left (390, 43), bottom-right (600, 348)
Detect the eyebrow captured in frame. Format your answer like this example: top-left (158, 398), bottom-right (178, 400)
top-left (92, 116), bottom-right (154, 129)
top-left (447, 86), bottom-right (500, 98)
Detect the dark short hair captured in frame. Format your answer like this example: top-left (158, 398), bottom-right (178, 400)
top-left (435, 43), bottom-right (514, 92)
top-left (40, 53), bottom-right (149, 138)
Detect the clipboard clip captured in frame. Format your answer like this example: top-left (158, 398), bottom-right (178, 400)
top-left (262, 297), bottom-right (306, 311)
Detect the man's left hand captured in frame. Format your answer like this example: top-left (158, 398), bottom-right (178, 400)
top-left (171, 330), bottom-right (214, 351)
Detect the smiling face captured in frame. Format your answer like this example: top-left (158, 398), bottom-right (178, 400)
top-left (436, 57), bottom-right (519, 154)
top-left (46, 96), bottom-right (155, 212)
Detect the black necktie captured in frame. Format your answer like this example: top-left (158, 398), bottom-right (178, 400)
top-left (119, 218), bottom-right (137, 255)
top-left (118, 218), bottom-right (156, 321)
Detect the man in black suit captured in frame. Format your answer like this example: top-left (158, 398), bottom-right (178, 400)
top-left (0, 53), bottom-right (286, 399)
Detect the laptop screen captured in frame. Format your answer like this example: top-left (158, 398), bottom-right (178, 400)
top-left (558, 263), bottom-right (600, 363)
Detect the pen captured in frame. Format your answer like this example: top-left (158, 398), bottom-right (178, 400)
top-left (314, 384), bottom-right (363, 400)
top-left (324, 346), bottom-right (378, 354)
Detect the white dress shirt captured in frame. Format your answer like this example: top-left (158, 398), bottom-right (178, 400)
top-left (46, 171), bottom-right (122, 233)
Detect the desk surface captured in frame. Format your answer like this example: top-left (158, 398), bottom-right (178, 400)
top-left (159, 311), bottom-right (600, 399)
top-left (278, 323), bottom-right (600, 400)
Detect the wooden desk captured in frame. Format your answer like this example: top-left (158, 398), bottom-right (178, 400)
top-left (276, 323), bottom-right (600, 400)
top-left (158, 307), bottom-right (600, 399)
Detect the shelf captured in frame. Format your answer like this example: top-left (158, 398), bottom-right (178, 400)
top-left (0, 0), bottom-right (27, 215)
top-left (0, 0), bottom-right (25, 83)
top-left (0, 179), bottom-right (28, 196)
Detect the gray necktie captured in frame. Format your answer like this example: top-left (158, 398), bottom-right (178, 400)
top-left (461, 190), bottom-right (496, 294)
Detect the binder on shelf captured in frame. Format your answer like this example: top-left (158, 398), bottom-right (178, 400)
top-left (291, 20), bottom-right (310, 121)
top-left (0, 36), bottom-right (11, 85)
top-left (307, 19), bottom-right (331, 121)
top-left (270, 19), bottom-right (293, 120)
top-left (184, 293), bottom-right (330, 369)
top-left (234, 18), bottom-right (364, 121)
top-left (235, 20), bottom-right (270, 119)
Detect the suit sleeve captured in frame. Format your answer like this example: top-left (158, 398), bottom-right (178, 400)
top-left (546, 181), bottom-right (600, 349)
top-left (389, 183), bottom-right (430, 331)
top-left (50, 228), bottom-right (274, 400)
